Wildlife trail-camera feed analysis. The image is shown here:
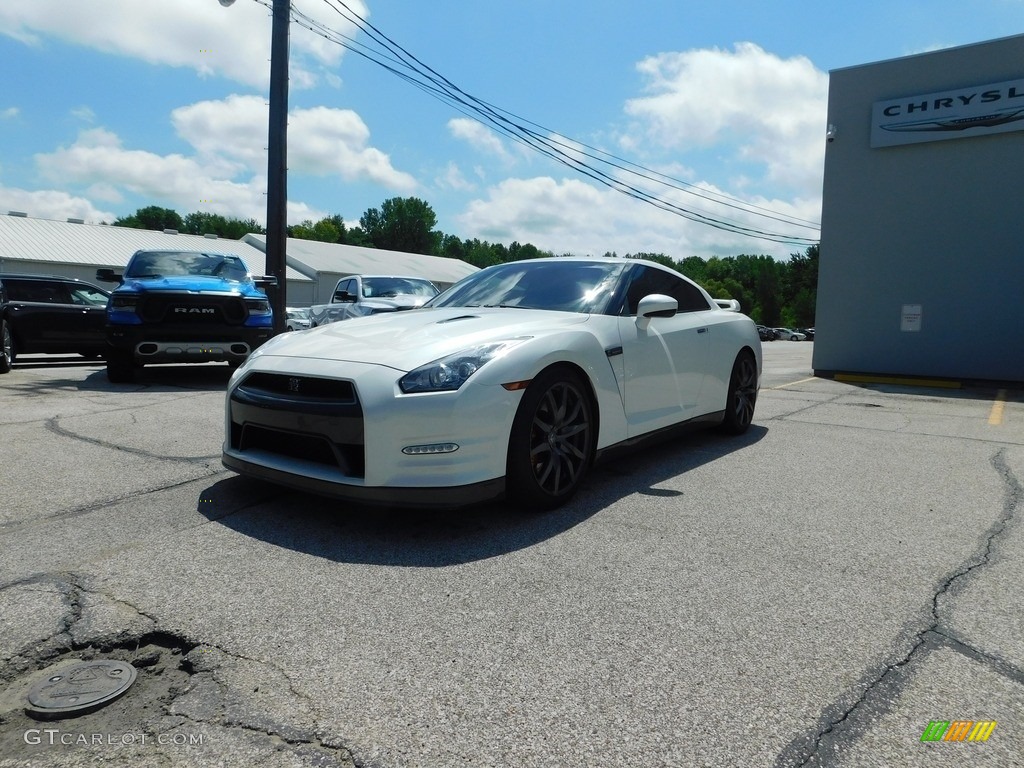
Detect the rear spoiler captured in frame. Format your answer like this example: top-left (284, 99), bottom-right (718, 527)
top-left (715, 298), bottom-right (741, 312)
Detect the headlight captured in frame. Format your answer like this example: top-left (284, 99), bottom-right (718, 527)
top-left (110, 295), bottom-right (138, 312)
top-left (399, 339), bottom-right (528, 393)
top-left (245, 298), bottom-right (271, 316)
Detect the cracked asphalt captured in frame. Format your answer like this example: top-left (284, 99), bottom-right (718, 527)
top-left (0, 344), bottom-right (1021, 767)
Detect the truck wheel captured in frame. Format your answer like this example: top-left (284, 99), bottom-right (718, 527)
top-left (106, 352), bottom-right (137, 383)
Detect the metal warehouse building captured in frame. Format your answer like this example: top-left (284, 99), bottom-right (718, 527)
top-left (0, 214), bottom-right (478, 307)
top-left (813, 33), bottom-right (1024, 384)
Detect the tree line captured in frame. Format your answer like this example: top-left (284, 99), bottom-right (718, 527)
top-left (113, 199), bottom-right (818, 327)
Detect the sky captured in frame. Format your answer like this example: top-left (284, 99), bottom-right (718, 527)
top-left (1, 1), bottom-right (1022, 262)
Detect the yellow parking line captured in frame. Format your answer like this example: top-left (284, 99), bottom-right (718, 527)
top-left (988, 389), bottom-right (1006, 426)
top-left (771, 376), bottom-right (817, 390)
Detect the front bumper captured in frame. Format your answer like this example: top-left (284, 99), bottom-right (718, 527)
top-left (106, 323), bottom-right (273, 364)
top-left (221, 356), bottom-right (522, 506)
top-left (221, 451), bottom-right (505, 508)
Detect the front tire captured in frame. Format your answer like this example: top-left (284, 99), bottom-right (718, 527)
top-left (506, 366), bottom-right (596, 511)
top-left (721, 350), bottom-right (758, 435)
top-left (0, 320), bottom-right (12, 374)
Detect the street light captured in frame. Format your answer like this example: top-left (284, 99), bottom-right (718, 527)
top-left (219, 0), bottom-right (289, 335)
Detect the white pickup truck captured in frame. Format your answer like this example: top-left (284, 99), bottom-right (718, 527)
top-left (306, 274), bottom-right (440, 327)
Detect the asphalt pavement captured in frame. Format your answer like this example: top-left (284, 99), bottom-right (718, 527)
top-left (0, 342), bottom-right (1021, 767)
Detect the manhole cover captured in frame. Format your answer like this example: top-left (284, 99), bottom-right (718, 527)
top-left (25, 660), bottom-right (138, 719)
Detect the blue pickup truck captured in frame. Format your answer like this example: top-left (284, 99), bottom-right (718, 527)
top-left (97, 249), bottom-right (275, 383)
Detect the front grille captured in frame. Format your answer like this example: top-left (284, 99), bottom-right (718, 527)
top-left (239, 372), bottom-right (356, 402)
top-left (229, 374), bottom-right (365, 478)
top-left (230, 422), bottom-right (365, 478)
top-left (138, 293), bottom-right (246, 324)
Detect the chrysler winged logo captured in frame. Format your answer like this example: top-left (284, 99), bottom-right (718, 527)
top-left (288, 377), bottom-right (301, 393)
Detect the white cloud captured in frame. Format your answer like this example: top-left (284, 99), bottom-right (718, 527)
top-left (623, 43), bottom-right (828, 193)
top-left (0, 185), bottom-right (116, 223)
top-left (172, 95), bottom-right (417, 190)
top-left (435, 162), bottom-right (475, 192)
top-left (1, 107), bottom-right (18, 120)
top-left (448, 118), bottom-right (512, 162)
top-left (0, 0), bottom-right (368, 90)
top-left (71, 106), bottom-right (97, 123)
top-left (30, 92), bottom-right (416, 225)
top-left (457, 175), bottom-right (815, 260)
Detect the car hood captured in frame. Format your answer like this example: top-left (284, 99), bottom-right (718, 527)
top-left (117, 275), bottom-right (265, 297)
top-left (256, 306), bottom-right (592, 370)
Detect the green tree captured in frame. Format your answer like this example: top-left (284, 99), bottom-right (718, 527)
top-left (290, 217), bottom-right (341, 243)
top-left (359, 197), bottom-right (441, 255)
top-left (115, 205), bottom-right (183, 232)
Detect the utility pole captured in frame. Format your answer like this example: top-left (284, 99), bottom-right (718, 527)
top-left (220, 0), bottom-right (289, 334)
top-left (266, 0), bottom-right (290, 334)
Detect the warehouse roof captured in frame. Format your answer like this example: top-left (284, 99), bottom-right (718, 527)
top-left (243, 234), bottom-right (478, 286)
top-left (0, 214), bottom-right (310, 281)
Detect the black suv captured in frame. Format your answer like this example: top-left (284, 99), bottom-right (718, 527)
top-left (0, 273), bottom-right (110, 373)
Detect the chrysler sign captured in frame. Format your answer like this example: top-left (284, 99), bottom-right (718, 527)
top-left (871, 77), bottom-right (1024, 148)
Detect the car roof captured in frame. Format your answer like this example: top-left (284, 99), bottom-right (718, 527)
top-left (0, 273), bottom-right (104, 284)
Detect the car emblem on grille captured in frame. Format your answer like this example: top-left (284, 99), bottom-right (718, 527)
top-left (288, 377), bottom-right (301, 393)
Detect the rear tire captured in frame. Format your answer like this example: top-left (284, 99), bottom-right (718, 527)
top-left (721, 350), bottom-right (758, 435)
top-left (0, 320), bottom-right (12, 374)
top-left (506, 365), bottom-right (596, 511)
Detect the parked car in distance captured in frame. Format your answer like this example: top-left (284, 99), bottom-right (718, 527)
top-left (307, 275), bottom-right (439, 327)
top-left (796, 327), bottom-right (814, 341)
top-left (223, 256), bottom-right (762, 511)
top-left (0, 273), bottom-right (110, 373)
top-left (96, 249), bottom-right (275, 383)
top-left (756, 325), bottom-right (775, 341)
top-left (285, 307), bottom-right (311, 332)
top-left (774, 327), bottom-right (806, 341)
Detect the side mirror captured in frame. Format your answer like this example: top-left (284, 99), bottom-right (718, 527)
top-left (96, 268), bottom-right (123, 284)
top-left (635, 294), bottom-right (677, 331)
top-left (253, 275), bottom-right (278, 288)
top-left (333, 290), bottom-right (355, 303)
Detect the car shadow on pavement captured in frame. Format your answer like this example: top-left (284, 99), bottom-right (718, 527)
top-left (198, 425), bottom-right (767, 567)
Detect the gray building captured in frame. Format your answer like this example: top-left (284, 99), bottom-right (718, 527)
top-left (243, 234), bottom-right (479, 305)
top-left (0, 214), bottom-right (481, 309)
top-left (0, 213), bottom-right (315, 304)
top-left (813, 34), bottom-right (1024, 383)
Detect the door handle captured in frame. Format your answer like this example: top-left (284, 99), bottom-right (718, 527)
top-left (697, 327), bottom-right (707, 334)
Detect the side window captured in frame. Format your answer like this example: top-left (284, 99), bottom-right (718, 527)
top-left (6, 280), bottom-right (69, 304)
top-left (621, 266), bottom-right (711, 315)
top-left (673, 278), bottom-right (713, 313)
top-left (68, 285), bottom-right (109, 307)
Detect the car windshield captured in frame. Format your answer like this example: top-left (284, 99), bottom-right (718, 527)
top-left (361, 277), bottom-right (438, 298)
top-left (125, 251), bottom-right (251, 282)
top-left (427, 260), bottom-right (626, 314)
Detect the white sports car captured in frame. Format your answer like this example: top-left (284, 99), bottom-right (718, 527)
top-left (222, 257), bottom-right (762, 510)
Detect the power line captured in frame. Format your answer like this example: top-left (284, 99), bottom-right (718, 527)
top-left (279, 0), bottom-right (820, 246)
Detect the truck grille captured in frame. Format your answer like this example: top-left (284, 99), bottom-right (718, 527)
top-left (139, 293), bottom-right (247, 324)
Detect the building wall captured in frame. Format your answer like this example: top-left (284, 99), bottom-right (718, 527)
top-left (813, 34), bottom-right (1024, 382)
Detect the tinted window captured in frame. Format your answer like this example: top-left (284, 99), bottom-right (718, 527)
top-left (429, 261), bottom-right (626, 314)
top-left (125, 251), bottom-right (250, 281)
top-left (362, 277), bottom-right (437, 299)
top-left (4, 279), bottom-right (70, 304)
top-left (620, 265), bottom-right (711, 315)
